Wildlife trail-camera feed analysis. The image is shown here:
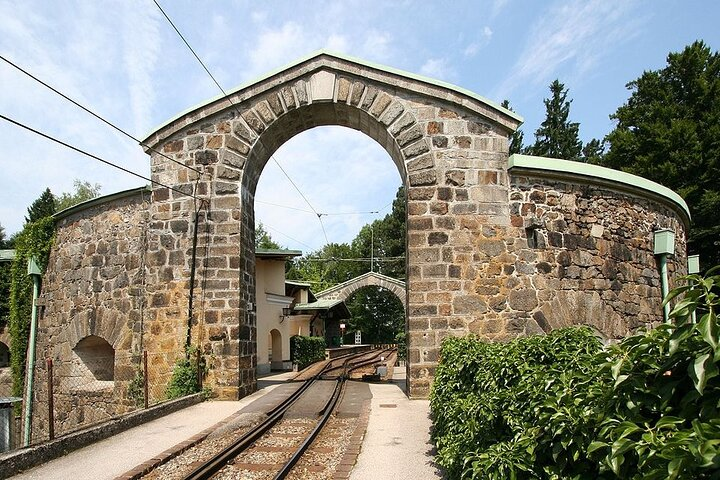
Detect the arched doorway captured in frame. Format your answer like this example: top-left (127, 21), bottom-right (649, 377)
top-left (268, 329), bottom-right (282, 371)
top-left (141, 51), bottom-right (521, 399)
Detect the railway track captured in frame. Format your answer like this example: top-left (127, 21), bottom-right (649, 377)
top-left (167, 348), bottom-right (394, 480)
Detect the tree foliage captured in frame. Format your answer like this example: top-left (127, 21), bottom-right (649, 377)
top-left (8, 217), bottom-right (55, 397)
top-left (501, 100), bottom-right (526, 155)
top-left (55, 179), bottom-right (101, 212)
top-left (431, 269), bottom-right (720, 479)
top-left (255, 221), bottom-right (282, 250)
top-left (25, 188), bottom-right (56, 224)
top-left (602, 40), bottom-right (720, 268)
top-left (529, 79), bottom-right (583, 161)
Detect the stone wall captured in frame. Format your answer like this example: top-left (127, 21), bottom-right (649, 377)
top-left (29, 52), bottom-right (691, 407)
top-left (508, 176), bottom-right (687, 338)
top-left (31, 189), bottom-right (151, 441)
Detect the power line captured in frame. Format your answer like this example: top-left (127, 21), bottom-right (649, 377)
top-left (256, 199), bottom-right (382, 217)
top-left (255, 199), bottom-right (315, 215)
top-left (0, 113), bottom-right (202, 202)
top-left (294, 256), bottom-right (405, 263)
top-left (262, 223), bottom-right (317, 251)
top-left (153, 1), bottom-right (330, 244)
top-left (270, 156), bottom-right (329, 244)
top-left (152, 0), bottom-right (231, 100)
top-left (0, 54), bottom-right (203, 175)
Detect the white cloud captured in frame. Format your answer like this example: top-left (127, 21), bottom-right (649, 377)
top-left (255, 126), bottom-right (401, 252)
top-left (121, 0), bottom-right (161, 136)
top-left (464, 26), bottom-right (493, 57)
top-left (494, 0), bottom-right (641, 100)
top-left (420, 57), bottom-right (455, 81)
top-left (361, 30), bottom-right (393, 62)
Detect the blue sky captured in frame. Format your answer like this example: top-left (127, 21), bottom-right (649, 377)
top-left (1, 0), bottom-right (718, 252)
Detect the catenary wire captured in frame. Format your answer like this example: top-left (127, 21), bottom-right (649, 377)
top-left (0, 53), bottom-right (203, 176)
top-left (153, 0), bottom-right (331, 244)
top-left (0, 113), bottom-right (202, 203)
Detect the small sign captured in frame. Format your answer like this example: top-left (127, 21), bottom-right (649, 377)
top-left (355, 331), bottom-right (362, 345)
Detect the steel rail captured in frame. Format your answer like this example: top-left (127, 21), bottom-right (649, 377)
top-left (273, 377), bottom-right (345, 480)
top-left (181, 349), bottom-right (383, 480)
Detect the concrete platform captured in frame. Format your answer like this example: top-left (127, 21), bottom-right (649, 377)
top-left (7, 373), bottom-right (295, 480)
top-left (350, 368), bottom-right (445, 479)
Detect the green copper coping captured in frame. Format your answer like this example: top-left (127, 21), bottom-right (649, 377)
top-left (508, 154), bottom-right (690, 220)
top-left (255, 248), bottom-right (302, 258)
top-left (142, 49), bottom-right (522, 141)
top-left (293, 298), bottom-right (345, 310)
top-left (0, 250), bottom-right (15, 262)
top-left (53, 186), bottom-right (152, 222)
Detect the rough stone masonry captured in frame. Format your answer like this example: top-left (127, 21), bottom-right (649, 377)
top-left (32, 50), bottom-right (688, 428)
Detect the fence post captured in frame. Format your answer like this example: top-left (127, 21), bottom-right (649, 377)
top-left (196, 349), bottom-right (202, 391)
top-left (143, 351), bottom-right (148, 409)
top-left (46, 358), bottom-right (54, 441)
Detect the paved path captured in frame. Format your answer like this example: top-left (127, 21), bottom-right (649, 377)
top-left (350, 369), bottom-right (444, 479)
top-left (8, 375), bottom-right (293, 480)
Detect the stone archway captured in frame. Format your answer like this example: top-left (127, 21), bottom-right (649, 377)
top-left (315, 272), bottom-right (406, 308)
top-left (141, 50), bottom-right (521, 399)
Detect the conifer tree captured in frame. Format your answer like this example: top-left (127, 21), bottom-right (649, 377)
top-left (501, 100), bottom-right (525, 155)
top-left (529, 80), bottom-right (583, 161)
top-left (25, 188), bottom-right (56, 224)
top-left (603, 40), bottom-right (720, 268)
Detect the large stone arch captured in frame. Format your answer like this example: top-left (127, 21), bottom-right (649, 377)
top-left (139, 51), bottom-right (688, 401)
top-left (142, 51), bottom-right (520, 399)
top-left (316, 272), bottom-right (407, 308)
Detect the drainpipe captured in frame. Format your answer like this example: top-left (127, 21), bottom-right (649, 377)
top-left (688, 255), bottom-right (700, 323)
top-left (653, 229), bottom-right (675, 323)
top-left (186, 206), bottom-right (202, 355)
top-left (23, 257), bottom-right (42, 447)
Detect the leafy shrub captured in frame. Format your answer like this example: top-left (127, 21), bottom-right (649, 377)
top-left (589, 268), bottom-right (720, 478)
top-left (395, 331), bottom-right (407, 360)
top-left (127, 368), bottom-right (144, 407)
top-left (9, 217), bottom-right (55, 397)
top-left (431, 268), bottom-right (720, 479)
top-left (166, 346), bottom-right (207, 400)
top-left (431, 327), bottom-right (605, 479)
top-left (290, 335), bottom-right (326, 370)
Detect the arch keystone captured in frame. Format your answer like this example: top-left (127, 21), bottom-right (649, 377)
top-left (310, 70), bottom-right (336, 102)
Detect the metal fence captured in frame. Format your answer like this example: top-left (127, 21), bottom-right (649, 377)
top-left (0, 350), bottom-right (204, 452)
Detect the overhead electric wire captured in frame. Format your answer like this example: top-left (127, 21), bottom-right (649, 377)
top-left (0, 54), bottom-right (203, 176)
top-left (152, 0), bottom-right (231, 100)
top-left (255, 200), bottom-right (316, 214)
top-left (153, 0), bottom-right (331, 245)
top-left (262, 224), bottom-right (317, 251)
top-left (0, 113), bottom-right (202, 202)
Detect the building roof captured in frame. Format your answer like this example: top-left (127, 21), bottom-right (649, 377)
top-left (0, 250), bottom-right (15, 262)
top-left (285, 279), bottom-right (312, 287)
top-left (292, 298), bottom-right (351, 319)
top-left (255, 248), bottom-right (302, 260)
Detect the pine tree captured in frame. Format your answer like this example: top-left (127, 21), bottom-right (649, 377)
top-left (25, 188), bottom-right (56, 224)
top-left (602, 40), bottom-right (720, 268)
top-left (582, 138), bottom-right (606, 164)
top-left (501, 100), bottom-right (525, 155)
top-left (529, 80), bottom-right (583, 161)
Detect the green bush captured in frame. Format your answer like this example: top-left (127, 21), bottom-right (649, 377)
top-left (9, 217), bottom-right (55, 397)
top-left (290, 335), bottom-right (326, 370)
top-left (395, 331), bottom-right (407, 360)
top-left (430, 268), bottom-right (720, 479)
top-left (166, 346), bottom-right (207, 400)
top-left (431, 327), bottom-right (605, 479)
